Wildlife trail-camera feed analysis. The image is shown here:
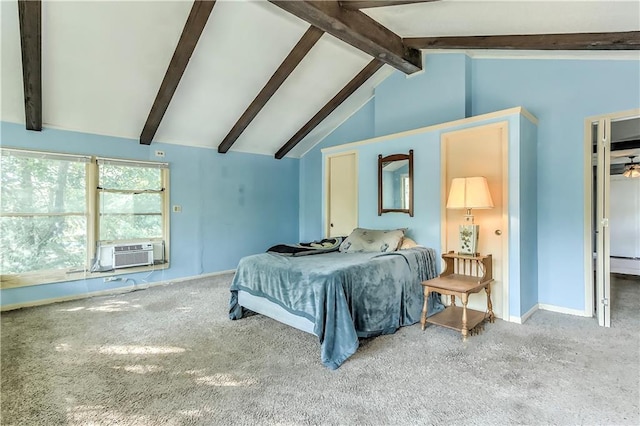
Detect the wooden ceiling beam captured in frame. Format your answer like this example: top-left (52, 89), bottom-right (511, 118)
top-left (140, 0), bottom-right (215, 145)
top-left (18, 0), bottom-right (42, 131)
top-left (405, 31), bottom-right (640, 50)
top-left (339, 1), bottom-right (439, 10)
top-left (275, 59), bottom-right (384, 159)
top-left (268, 0), bottom-right (421, 74)
top-left (218, 26), bottom-right (324, 154)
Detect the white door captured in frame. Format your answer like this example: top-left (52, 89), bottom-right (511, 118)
top-left (585, 109), bottom-right (640, 325)
top-left (441, 122), bottom-right (509, 320)
top-left (595, 118), bottom-right (612, 327)
top-left (325, 151), bottom-right (358, 238)
top-left (609, 175), bottom-right (640, 275)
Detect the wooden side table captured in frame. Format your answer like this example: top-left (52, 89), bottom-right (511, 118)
top-left (420, 251), bottom-right (494, 341)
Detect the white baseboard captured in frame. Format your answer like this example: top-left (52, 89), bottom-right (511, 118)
top-left (611, 267), bottom-right (640, 276)
top-left (538, 303), bottom-right (591, 317)
top-left (0, 269), bottom-right (235, 312)
top-left (509, 304), bottom-right (539, 324)
top-left (508, 302), bottom-right (593, 323)
top-left (610, 257), bottom-right (640, 276)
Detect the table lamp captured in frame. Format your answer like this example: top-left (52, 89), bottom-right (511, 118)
top-left (446, 176), bottom-right (494, 255)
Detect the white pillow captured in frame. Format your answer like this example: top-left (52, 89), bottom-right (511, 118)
top-left (339, 228), bottom-right (405, 253)
top-left (400, 237), bottom-right (418, 250)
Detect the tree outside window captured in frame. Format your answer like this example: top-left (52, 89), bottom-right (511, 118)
top-left (0, 149), bottom-right (169, 285)
top-left (0, 150), bottom-right (88, 274)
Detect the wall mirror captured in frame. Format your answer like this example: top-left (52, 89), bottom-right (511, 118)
top-left (378, 149), bottom-right (413, 217)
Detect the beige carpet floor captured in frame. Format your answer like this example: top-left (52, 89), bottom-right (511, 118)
top-left (1, 273), bottom-right (639, 425)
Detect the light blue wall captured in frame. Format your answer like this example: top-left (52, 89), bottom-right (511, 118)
top-left (382, 169), bottom-right (395, 207)
top-left (471, 58), bottom-right (640, 311)
top-left (301, 54), bottom-right (470, 242)
top-left (299, 100), bottom-right (375, 241)
top-left (464, 55), bottom-right (473, 117)
top-left (392, 164), bottom-right (408, 208)
top-left (300, 53), bottom-right (639, 316)
top-left (1, 122), bottom-right (299, 307)
top-left (354, 131), bottom-right (442, 250)
top-left (374, 53), bottom-right (469, 136)
top-left (516, 115), bottom-right (539, 317)
top-left (321, 112), bottom-right (528, 296)
top-left (501, 114), bottom-right (534, 319)
top-left (4, 54), bottom-right (638, 315)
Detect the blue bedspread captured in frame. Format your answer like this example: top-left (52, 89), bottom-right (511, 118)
top-left (229, 247), bottom-right (443, 369)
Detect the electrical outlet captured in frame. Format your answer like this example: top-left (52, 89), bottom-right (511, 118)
top-left (172, 205), bottom-right (182, 213)
top-left (155, 150), bottom-right (165, 158)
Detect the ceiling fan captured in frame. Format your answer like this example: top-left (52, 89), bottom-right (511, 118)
top-left (622, 156), bottom-right (640, 178)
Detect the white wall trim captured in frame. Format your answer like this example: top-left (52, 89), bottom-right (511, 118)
top-left (519, 108), bottom-right (538, 127)
top-left (0, 269), bottom-right (236, 312)
top-left (538, 303), bottom-right (592, 318)
top-left (509, 304), bottom-right (539, 324)
top-left (583, 117), bottom-right (595, 317)
top-left (424, 49), bottom-right (640, 61)
top-left (321, 107), bottom-right (538, 154)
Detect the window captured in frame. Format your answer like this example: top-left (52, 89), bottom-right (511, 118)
top-left (97, 158), bottom-right (167, 243)
top-left (0, 149), bottom-right (90, 276)
top-left (0, 148), bottom-right (169, 287)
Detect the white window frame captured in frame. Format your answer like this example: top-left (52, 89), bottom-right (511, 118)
top-left (0, 148), bottom-right (170, 289)
top-left (93, 157), bottom-right (169, 245)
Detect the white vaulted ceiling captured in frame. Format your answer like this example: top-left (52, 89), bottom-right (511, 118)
top-left (364, 0), bottom-right (640, 37)
top-left (1, 0), bottom-right (639, 158)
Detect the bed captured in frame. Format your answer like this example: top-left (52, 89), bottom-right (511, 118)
top-left (229, 241), bottom-right (444, 369)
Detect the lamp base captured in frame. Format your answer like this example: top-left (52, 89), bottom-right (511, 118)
top-left (458, 224), bottom-right (479, 256)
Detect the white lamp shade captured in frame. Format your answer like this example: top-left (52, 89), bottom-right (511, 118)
top-left (446, 177), bottom-right (494, 209)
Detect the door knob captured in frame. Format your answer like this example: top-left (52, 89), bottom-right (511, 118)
top-left (495, 229), bottom-right (502, 236)
top-left (330, 223), bottom-right (334, 227)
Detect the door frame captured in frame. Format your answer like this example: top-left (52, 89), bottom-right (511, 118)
top-left (440, 121), bottom-right (510, 321)
top-left (323, 150), bottom-right (358, 238)
top-left (583, 108), bottom-right (640, 323)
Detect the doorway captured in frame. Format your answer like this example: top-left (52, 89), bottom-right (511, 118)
top-left (585, 110), bottom-right (640, 327)
top-left (441, 122), bottom-right (509, 320)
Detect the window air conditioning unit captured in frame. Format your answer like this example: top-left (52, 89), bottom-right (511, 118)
top-left (113, 243), bottom-right (154, 269)
top-left (94, 241), bottom-right (161, 271)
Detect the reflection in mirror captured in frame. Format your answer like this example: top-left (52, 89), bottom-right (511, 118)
top-left (378, 150), bottom-right (413, 217)
top-left (382, 159), bottom-right (409, 209)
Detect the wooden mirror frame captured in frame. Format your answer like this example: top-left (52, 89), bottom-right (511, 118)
top-left (378, 149), bottom-right (414, 217)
